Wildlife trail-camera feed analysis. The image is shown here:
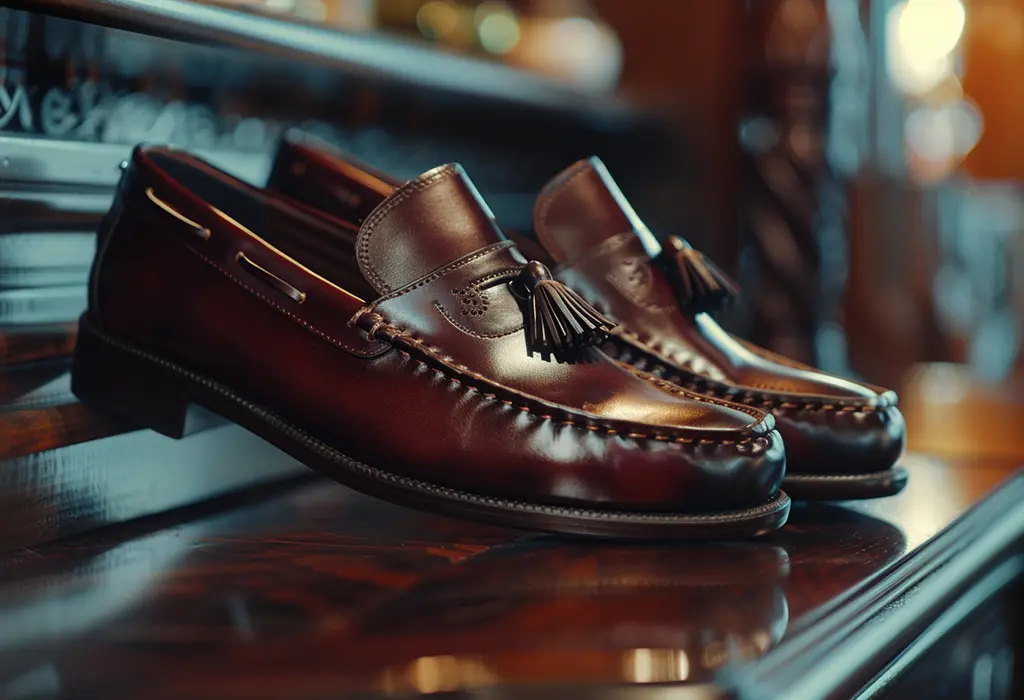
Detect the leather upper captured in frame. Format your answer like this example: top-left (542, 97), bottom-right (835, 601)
top-left (88, 146), bottom-right (786, 512)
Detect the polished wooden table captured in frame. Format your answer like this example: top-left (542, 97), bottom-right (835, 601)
top-left (0, 412), bottom-right (1020, 700)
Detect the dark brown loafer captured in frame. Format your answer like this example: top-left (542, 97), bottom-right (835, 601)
top-left (269, 139), bottom-right (903, 501)
top-left (528, 158), bottom-right (907, 501)
top-left (72, 146), bottom-right (789, 539)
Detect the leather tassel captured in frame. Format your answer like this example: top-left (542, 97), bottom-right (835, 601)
top-left (511, 261), bottom-right (615, 363)
top-left (659, 235), bottom-right (740, 314)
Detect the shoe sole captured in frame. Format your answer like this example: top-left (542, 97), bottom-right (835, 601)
top-left (782, 465), bottom-right (908, 501)
top-left (71, 315), bottom-right (790, 540)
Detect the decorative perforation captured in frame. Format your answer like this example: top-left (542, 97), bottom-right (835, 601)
top-left (452, 285), bottom-right (490, 316)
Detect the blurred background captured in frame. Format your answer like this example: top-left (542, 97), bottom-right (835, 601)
top-left (1, 0), bottom-right (1021, 460)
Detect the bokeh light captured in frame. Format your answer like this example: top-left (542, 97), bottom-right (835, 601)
top-left (887, 0), bottom-right (966, 95)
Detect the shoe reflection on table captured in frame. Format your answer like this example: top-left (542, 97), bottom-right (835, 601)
top-left (771, 503), bottom-right (909, 619)
top-left (333, 539), bottom-right (791, 693)
top-left (0, 489), bottom-right (911, 700)
top-left (325, 507), bottom-right (908, 695)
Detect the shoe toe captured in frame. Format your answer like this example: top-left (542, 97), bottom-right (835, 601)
top-left (775, 403), bottom-right (906, 476)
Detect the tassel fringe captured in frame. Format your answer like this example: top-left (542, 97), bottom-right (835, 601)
top-left (512, 261), bottom-right (616, 363)
top-left (659, 236), bottom-right (740, 314)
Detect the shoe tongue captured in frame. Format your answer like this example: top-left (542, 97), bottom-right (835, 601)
top-left (534, 156), bottom-right (651, 264)
top-left (356, 164), bottom-right (505, 295)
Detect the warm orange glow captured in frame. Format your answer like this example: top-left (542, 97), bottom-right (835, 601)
top-left (961, 1), bottom-right (1024, 181)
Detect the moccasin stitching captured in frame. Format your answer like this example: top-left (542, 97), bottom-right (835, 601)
top-left (183, 243), bottom-right (771, 450)
top-left (609, 332), bottom-right (885, 414)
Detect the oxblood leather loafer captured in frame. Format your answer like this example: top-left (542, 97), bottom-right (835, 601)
top-left (72, 146), bottom-right (790, 539)
top-left (529, 158), bottom-right (907, 500)
top-left (269, 139), bottom-right (905, 501)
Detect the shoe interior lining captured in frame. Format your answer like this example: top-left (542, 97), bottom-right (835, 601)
top-left (147, 151), bottom-right (379, 301)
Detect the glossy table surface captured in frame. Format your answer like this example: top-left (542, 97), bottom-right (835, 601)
top-left (0, 445), bottom-right (1019, 699)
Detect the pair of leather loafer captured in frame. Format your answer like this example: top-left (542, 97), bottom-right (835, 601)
top-left (70, 137), bottom-right (903, 541)
top-left (270, 136), bottom-right (908, 502)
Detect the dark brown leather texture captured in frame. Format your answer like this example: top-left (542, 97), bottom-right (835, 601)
top-left (269, 139), bottom-right (904, 498)
top-left (77, 145), bottom-right (790, 537)
top-left (532, 158), bottom-right (906, 487)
